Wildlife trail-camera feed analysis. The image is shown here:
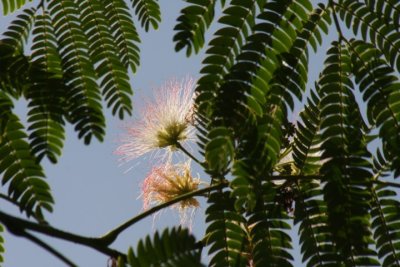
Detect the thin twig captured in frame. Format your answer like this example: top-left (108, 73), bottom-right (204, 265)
top-left (99, 181), bottom-right (228, 245)
top-left (0, 193), bottom-right (18, 206)
top-left (270, 174), bottom-right (400, 189)
top-left (176, 142), bottom-right (203, 165)
top-left (329, 0), bottom-right (345, 39)
top-left (19, 230), bottom-right (78, 267)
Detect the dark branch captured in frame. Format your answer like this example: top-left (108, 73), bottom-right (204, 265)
top-left (0, 209), bottom-right (125, 260)
top-left (18, 230), bottom-right (78, 267)
top-left (99, 180), bottom-right (229, 245)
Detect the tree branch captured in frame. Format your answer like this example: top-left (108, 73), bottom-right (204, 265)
top-left (176, 142), bottom-right (203, 166)
top-left (99, 180), bottom-right (228, 245)
top-left (0, 210), bottom-right (125, 260)
top-left (17, 230), bottom-right (78, 267)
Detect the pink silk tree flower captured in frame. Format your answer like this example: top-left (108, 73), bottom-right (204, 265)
top-left (141, 160), bottom-right (200, 225)
top-left (115, 78), bottom-right (195, 164)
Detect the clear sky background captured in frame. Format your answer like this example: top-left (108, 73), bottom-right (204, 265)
top-left (0, 1), bottom-right (335, 266)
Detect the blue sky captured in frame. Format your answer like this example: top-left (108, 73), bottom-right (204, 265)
top-left (0, 2), bottom-right (337, 266)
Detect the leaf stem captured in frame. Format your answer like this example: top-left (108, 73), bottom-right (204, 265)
top-left (176, 142), bottom-right (202, 165)
top-left (18, 230), bottom-right (78, 267)
top-left (0, 193), bottom-right (19, 207)
top-left (268, 174), bottom-right (400, 189)
top-left (329, 0), bottom-right (345, 39)
top-left (99, 181), bottom-right (228, 245)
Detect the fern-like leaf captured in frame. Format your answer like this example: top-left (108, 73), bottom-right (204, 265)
top-left (228, 0), bottom-right (312, 213)
top-left (292, 91), bottom-right (338, 266)
top-left (205, 190), bottom-right (248, 267)
top-left (130, 0), bottom-right (161, 31)
top-left (370, 148), bottom-right (400, 266)
top-left (294, 180), bottom-right (339, 267)
top-left (292, 90), bottom-right (322, 175)
top-left (104, 0), bottom-right (140, 72)
top-left (1, 7), bottom-right (36, 51)
top-left (204, 126), bottom-right (234, 174)
top-left (371, 186), bottom-right (400, 266)
top-left (365, 0), bottom-right (400, 30)
top-left (0, 93), bottom-right (53, 220)
top-left (48, 0), bottom-right (105, 144)
top-left (349, 39), bottom-right (400, 176)
top-left (335, 0), bottom-right (400, 72)
top-left (127, 227), bottom-right (203, 267)
top-left (318, 41), bottom-right (378, 264)
top-left (268, 3), bottom-right (331, 113)
top-left (195, 0), bottom-right (260, 115)
top-left (0, 41), bottom-right (30, 98)
top-left (0, 0), bottom-right (31, 15)
top-left (78, 0), bottom-right (133, 119)
top-left (27, 12), bottom-right (65, 163)
top-left (247, 183), bottom-right (293, 267)
top-left (174, 0), bottom-right (217, 56)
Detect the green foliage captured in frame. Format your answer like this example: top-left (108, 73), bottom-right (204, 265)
top-left (130, 0), bottom-right (161, 31)
top-left (295, 180), bottom-right (338, 267)
top-left (205, 191), bottom-right (248, 267)
top-left (0, 93), bottom-right (53, 220)
top-left (104, 0), bottom-right (140, 72)
top-left (247, 183), bottom-right (293, 267)
top-left (318, 42), bottom-right (377, 263)
top-left (174, 0), bottom-right (218, 56)
top-left (335, 0), bottom-right (400, 72)
top-left (371, 184), bottom-right (400, 266)
top-left (349, 39), bottom-right (400, 176)
top-left (47, 0), bottom-right (105, 144)
top-left (29, 12), bottom-right (65, 163)
top-left (292, 91), bottom-right (322, 175)
top-left (0, 0), bottom-right (31, 15)
top-left (2, 7), bottom-right (35, 51)
top-left (370, 148), bottom-right (400, 266)
top-left (78, 0), bottom-right (133, 119)
top-left (127, 227), bottom-right (203, 267)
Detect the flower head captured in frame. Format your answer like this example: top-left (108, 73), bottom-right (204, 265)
top-left (141, 160), bottom-right (200, 225)
top-left (115, 78), bottom-right (195, 163)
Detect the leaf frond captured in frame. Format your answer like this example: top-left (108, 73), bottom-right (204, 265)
top-left (48, 0), bottom-right (105, 144)
top-left (104, 0), bottom-right (141, 72)
top-left (318, 41), bottom-right (378, 263)
top-left (247, 183), bottom-right (293, 267)
top-left (205, 190), bottom-right (249, 267)
top-left (174, 0), bottom-right (217, 56)
top-left (348, 39), bottom-right (400, 176)
top-left (130, 0), bottom-right (161, 31)
top-left (1, 7), bottom-right (36, 52)
top-left (127, 227), bottom-right (203, 267)
top-left (78, 0), bottom-right (133, 119)
top-left (1, 0), bottom-right (32, 16)
top-left (0, 93), bottom-right (53, 220)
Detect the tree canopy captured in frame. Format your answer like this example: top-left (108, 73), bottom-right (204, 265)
top-left (2, 0), bottom-right (400, 266)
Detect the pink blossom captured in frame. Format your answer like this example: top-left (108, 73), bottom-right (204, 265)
top-left (115, 78), bottom-right (195, 164)
top-left (141, 160), bottom-right (200, 225)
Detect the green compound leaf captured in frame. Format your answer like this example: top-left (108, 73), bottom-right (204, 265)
top-left (127, 227), bottom-right (203, 267)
